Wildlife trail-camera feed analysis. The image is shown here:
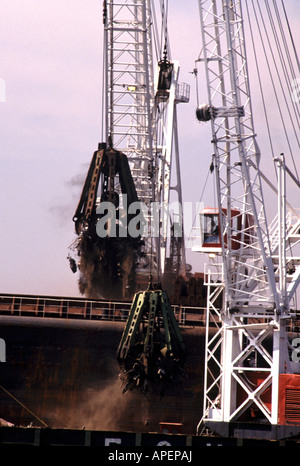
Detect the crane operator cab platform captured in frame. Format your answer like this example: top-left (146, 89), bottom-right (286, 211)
top-left (192, 207), bottom-right (253, 254)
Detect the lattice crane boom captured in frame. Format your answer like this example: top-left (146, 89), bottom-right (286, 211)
top-left (71, 0), bottom-right (189, 300)
top-left (102, 0), bottom-right (189, 281)
top-left (196, 0), bottom-right (300, 438)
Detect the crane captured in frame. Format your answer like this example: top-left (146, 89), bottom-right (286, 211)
top-left (70, 0), bottom-right (190, 300)
top-left (68, 0), bottom-right (190, 394)
top-left (194, 0), bottom-right (300, 440)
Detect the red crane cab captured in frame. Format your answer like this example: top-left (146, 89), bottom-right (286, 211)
top-left (194, 207), bottom-right (253, 254)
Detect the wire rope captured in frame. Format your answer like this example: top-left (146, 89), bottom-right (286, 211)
top-left (186, 166), bottom-right (212, 246)
top-left (264, 1), bottom-right (300, 182)
top-left (159, 0), bottom-right (170, 60)
top-left (281, 0), bottom-right (300, 73)
top-left (244, 1), bottom-right (275, 162)
top-left (0, 383), bottom-right (48, 428)
top-left (150, 0), bottom-right (161, 63)
top-left (272, 1), bottom-right (300, 134)
top-left (273, 1), bottom-right (300, 95)
top-left (258, 0), bottom-right (300, 181)
top-left (250, 0), bottom-right (299, 181)
top-left (265, 1), bottom-right (300, 141)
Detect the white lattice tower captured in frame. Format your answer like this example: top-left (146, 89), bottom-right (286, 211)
top-left (104, 0), bottom-right (156, 270)
top-left (103, 0), bottom-right (189, 277)
top-left (197, 0), bottom-right (300, 430)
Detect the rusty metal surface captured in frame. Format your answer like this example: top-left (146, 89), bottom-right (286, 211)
top-left (0, 315), bottom-right (206, 435)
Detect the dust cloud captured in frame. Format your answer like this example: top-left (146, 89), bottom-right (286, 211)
top-left (46, 379), bottom-right (154, 432)
top-left (75, 232), bottom-right (138, 300)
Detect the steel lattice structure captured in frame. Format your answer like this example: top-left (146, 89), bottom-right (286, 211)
top-left (103, 0), bottom-right (189, 279)
top-left (196, 0), bottom-right (300, 432)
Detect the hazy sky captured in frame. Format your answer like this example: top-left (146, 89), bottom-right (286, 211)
top-left (0, 1), bottom-right (299, 297)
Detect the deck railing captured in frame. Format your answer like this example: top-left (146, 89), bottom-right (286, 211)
top-left (0, 293), bottom-right (207, 327)
top-left (1, 293), bottom-right (299, 331)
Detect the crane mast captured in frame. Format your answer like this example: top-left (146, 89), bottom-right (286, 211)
top-left (102, 0), bottom-right (189, 283)
top-left (103, 0), bottom-right (156, 272)
top-left (100, 1), bottom-right (190, 392)
top-left (196, 0), bottom-right (300, 437)
top-left (104, 0), bottom-right (154, 174)
top-left (71, 0), bottom-right (189, 300)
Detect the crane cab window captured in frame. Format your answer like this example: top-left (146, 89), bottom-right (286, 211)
top-left (195, 207), bottom-right (246, 253)
top-left (203, 213), bottom-right (220, 244)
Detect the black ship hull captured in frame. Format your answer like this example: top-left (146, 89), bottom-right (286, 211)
top-left (0, 312), bottom-right (206, 435)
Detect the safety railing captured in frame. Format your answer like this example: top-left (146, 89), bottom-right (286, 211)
top-left (175, 82), bottom-right (190, 103)
top-left (0, 293), bottom-right (207, 327)
top-left (1, 293), bottom-right (299, 332)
